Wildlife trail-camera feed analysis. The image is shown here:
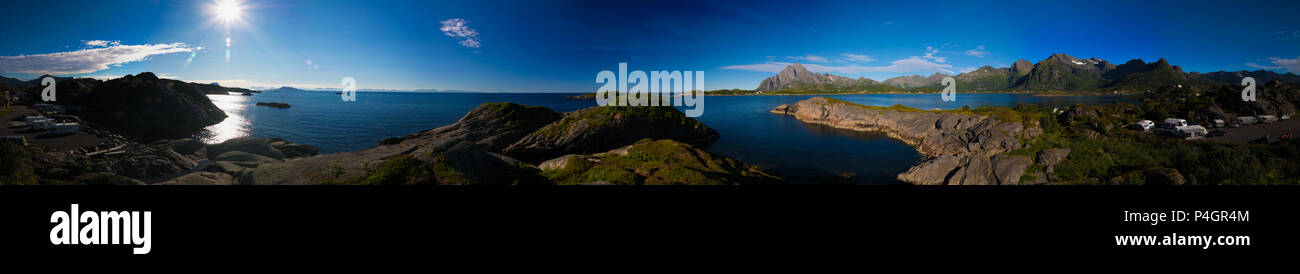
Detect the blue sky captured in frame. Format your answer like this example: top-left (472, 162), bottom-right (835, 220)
top-left (1, 0), bottom-right (1298, 91)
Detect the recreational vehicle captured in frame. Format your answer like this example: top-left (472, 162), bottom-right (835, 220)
top-left (1175, 125), bottom-right (1208, 140)
top-left (45, 123), bottom-right (78, 135)
top-left (1161, 118), bottom-right (1188, 129)
top-left (1236, 116), bottom-right (1258, 126)
top-left (1259, 115), bottom-right (1278, 123)
top-left (1128, 120), bottom-right (1155, 131)
top-left (24, 116), bottom-right (53, 130)
top-left (1209, 119), bottom-right (1225, 128)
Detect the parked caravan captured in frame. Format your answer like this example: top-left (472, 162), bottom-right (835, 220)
top-left (45, 123), bottom-right (78, 135)
top-left (1175, 125), bottom-right (1208, 140)
top-left (1236, 116), bottom-right (1259, 126)
top-left (1161, 118), bottom-right (1188, 129)
top-left (1259, 115), bottom-right (1278, 123)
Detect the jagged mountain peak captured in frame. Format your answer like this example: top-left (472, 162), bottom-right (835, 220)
top-left (756, 63), bottom-right (880, 91)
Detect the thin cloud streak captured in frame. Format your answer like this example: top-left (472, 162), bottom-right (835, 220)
top-left (0, 42), bottom-right (195, 75)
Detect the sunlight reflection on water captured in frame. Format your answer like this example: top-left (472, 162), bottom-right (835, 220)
top-left (197, 94), bottom-right (250, 144)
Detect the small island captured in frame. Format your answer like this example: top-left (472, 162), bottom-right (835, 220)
top-left (255, 102), bottom-right (291, 109)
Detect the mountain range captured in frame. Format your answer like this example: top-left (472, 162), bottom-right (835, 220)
top-left (755, 53), bottom-right (1300, 92)
top-left (0, 74), bottom-right (73, 88)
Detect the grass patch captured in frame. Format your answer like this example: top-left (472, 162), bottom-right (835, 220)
top-left (542, 139), bottom-right (780, 185)
top-left (331, 155), bottom-right (433, 185)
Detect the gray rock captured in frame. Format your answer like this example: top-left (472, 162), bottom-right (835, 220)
top-left (897, 155), bottom-right (961, 185)
top-left (539, 154), bottom-right (584, 171)
top-left (207, 137), bottom-right (285, 160)
top-left (159, 172), bottom-right (235, 185)
top-left (213, 151), bottom-right (282, 164)
top-left (991, 154), bottom-right (1033, 185)
top-left (269, 138), bottom-right (318, 158)
top-left (780, 97), bottom-right (1033, 185)
top-left (207, 161), bottom-right (251, 173)
top-left (1037, 148), bottom-right (1071, 167)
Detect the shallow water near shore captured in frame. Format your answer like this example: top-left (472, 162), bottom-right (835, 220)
top-left (199, 91), bottom-right (1138, 184)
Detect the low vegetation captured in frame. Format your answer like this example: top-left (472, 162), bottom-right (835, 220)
top-left (1010, 101), bottom-right (1300, 185)
top-left (542, 139), bottom-right (781, 185)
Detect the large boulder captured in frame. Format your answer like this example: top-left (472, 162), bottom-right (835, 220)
top-left (991, 154), bottom-right (1033, 185)
top-left (268, 138), bottom-right (318, 159)
top-left (206, 137), bottom-right (286, 160)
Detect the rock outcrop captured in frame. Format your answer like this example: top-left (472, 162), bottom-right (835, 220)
top-left (38, 72), bottom-right (229, 141)
top-left (773, 97), bottom-right (1042, 185)
top-left (501, 106), bottom-right (719, 163)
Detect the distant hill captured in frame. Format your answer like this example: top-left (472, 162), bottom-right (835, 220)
top-left (1101, 58), bottom-right (1199, 91)
top-left (1194, 70), bottom-right (1300, 84)
top-left (753, 53), bottom-right (1296, 93)
top-left (263, 86), bottom-right (308, 92)
top-left (0, 75), bottom-right (24, 87)
top-left (881, 73), bottom-right (948, 89)
top-left (0, 74), bottom-right (73, 88)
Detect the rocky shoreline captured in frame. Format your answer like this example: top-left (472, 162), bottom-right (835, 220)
top-left (772, 97), bottom-right (1062, 185)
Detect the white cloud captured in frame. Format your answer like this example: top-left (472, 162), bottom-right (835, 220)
top-left (440, 18), bottom-right (481, 48)
top-left (1247, 56), bottom-right (1300, 72)
top-left (840, 53), bottom-right (875, 62)
top-left (723, 57), bottom-right (954, 75)
top-left (83, 40), bottom-right (120, 47)
top-left (921, 46), bottom-right (947, 63)
top-left (786, 54), bottom-right (829, 63)
top-left (720, 63), bottom-right (791, 73)
top-left (965, 45), bottom-right (987, 58)
top-left (0, 42), bottom-right (196, 75)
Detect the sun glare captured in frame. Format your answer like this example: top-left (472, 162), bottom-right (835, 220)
top-left (215, 0), bottom-right (242, 22)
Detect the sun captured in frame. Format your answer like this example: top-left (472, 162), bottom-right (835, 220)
top-left (214, 0), bottom-right (242, 23)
